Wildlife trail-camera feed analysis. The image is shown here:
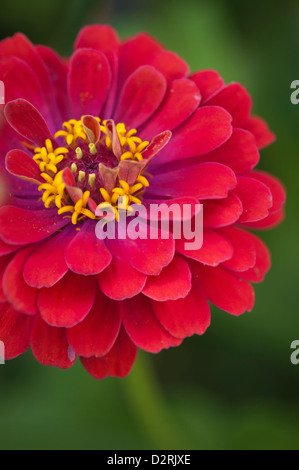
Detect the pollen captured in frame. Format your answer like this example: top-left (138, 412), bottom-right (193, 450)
top-left (57, 191), bottom-right (96, 225)
top-left (33, 139), bottom-right (69, 174)
top-left (34, 116), bottom-right (153, 225)
top-left (97, 176), bottom-right (149, 222)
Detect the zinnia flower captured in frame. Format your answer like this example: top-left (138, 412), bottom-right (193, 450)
top-left (0, 25), bottom-right (286, 379)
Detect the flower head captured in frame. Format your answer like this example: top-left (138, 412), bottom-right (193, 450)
top-left (0, 25), bottom-right (285, 379)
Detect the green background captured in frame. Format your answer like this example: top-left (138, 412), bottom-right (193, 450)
top-left (0, 0), bottom-right (297, 450)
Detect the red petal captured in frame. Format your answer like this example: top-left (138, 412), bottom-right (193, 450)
top-left (2, 246), bottom-right (38, 315)
top-left (80, 325), bottom-right (138, 379)
top-left (68, 48), bottom-right (111, 118)
top-left (156, 106), bottom-right (232, 164)
top-left (97, 239), bottom-right (146, 300)
top-left (0, 205), bottom-right (70, 245)
top-left (152, 285), bottom-right (210, 338)
top-left (118, 227), bottom-right (175, 275)
top-left (4, 99), bottom-right (53, 147)
top-left (176, 228), bottom-right (233, 266)
top-left (250, 170), bottom-right (286, 213)
top-left (0, 239), bottom-right (23, 256)
top-left (0, 254), bottom-right (13, 301)
top-left (0, 302), bottom-right (34, 359)
top-left (74, 24), bottom-right (119, 53)
top-left (31, 316), bottom-right (76, 369)
top-left (190, 69), bottom-right (224, 102)
top-left (150, 162), bottom-right (236, 199)
top-left (38, 271), bottom-right (96, 327)
top-left (142, 254), bottom-right (191, 301)
top-left (234, 176), bottom-right (273, 223)
top-left (0, 56), bottom-right (54, 127)
top-left (199, 129), bottom-right (260, 174)
top-left (0, 33), bottom-right (56, 121)
top-left (122, 295), bottom-right (182, 353)
top-left (6, 149), bottom-right (44, 185)
top-left (141, 78), bottom-right (201, 140)
top-left (203, 193), bottom-right (243, 228)
top-left (206, 83), bottom-right (252, 127)
top-left (67, 292), bottom-right (121, 358)
top-left (191, 263), bottom-right (255, 316)
top-left (238, 234), bottom-right (271, 283)
top-left (23, 227), bottom-right (74, 288)
top-left (149, 50), bottom-right (189, 82)
top-left (114, 65), bottom-right (167, 129)
top-left (220, 226), bottom-right (256, 272)
top-left (65, 220), bottom-right (112, 275)
top-left (118, 33), bottom-right (162, 88)
top-left (244, 116), bottom-right (276, 149)
top-left (36, 45), bottom-right (69, 124)
top-left (244, 207), bottom-right (285, 230)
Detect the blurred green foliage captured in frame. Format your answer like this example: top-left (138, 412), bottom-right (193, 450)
top-left (0, 0), bottom-right (298, 450)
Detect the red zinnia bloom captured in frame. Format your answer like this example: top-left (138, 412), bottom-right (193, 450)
top-left (0, 25), bottom-right (286, 379)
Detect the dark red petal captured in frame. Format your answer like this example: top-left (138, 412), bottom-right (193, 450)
top-left (82, 115), bottom-right (101, 143)
top-left (122, 296), bottom-right (182, 353)
top-left (191, 263), bottom-right (255, 316)
top-left (4, 99), bottom-right (54, 147)
top-left (65, 221), bottom-right (112, 275)
top-left (38, 272), bottom-right (96, 327)
top-left (6, 149), bottom-right (44, 185)
top-left (150, 162), bottom-right (236, 199)
top-left (31, 316), bottom-right (76, 369)
top-left (142, 254), bottom-right (191, 301)
top-left (176, 228), bottom-right (233, 266)
top-left (141, 78), bottom-right (201, 140)
top-left (74, 24), bottom-right (119, 53)
top-left (199, 129), bottom-right (260, 174)
top-left (0, 206), bottom-right (70, 245)
top-left (23, 227), bottom-right (74, 288)
top-left (0, 302), bottom-right (34, 359)
top-left (156, 106), bottom-right (232, 165)
top-left (67, 292), bottom-right (121, 358)
top-left (206, 83), bottom-right (252, 127)
top-left (80, 325), bottom-right (137, 379)
top-left (118, 33), bottom-right (162, 88)
top-left (152, 285), bottom-right (210, 338)
top-left (190, 69), bottom-right (224, 102)
top-left (0, 56), bottom-right (53, 127)
top-left (114, 65), bottom-right (167, 129)
top-left (250, 170), bottom-right (286, 213)
top-left (238, 234), bottom-right (271, 283)
top-left (234, 176), bottom-right (273, 223)
top-left (149, 50), bottom-right (189, 82)
top-left (97, 239), bottom-right (146, 300)
top-left (68, 48), bottom-right (111, 118)
top-left (36, 45), bottom-right (69, 124)
top-left (2, 246), bottom-right (38, 315)
top-left (141, 130), bottom-right (172, 162)
top-left (244, 115), bottom-right (276, 149)
top-left (203, 193), bottom-right (243, 228)
top-left (220, 226), bottom-right (256, 272)
top-left (119, 227), bottom-right (175, 275)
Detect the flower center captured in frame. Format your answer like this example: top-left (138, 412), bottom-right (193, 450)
top-left (34, 117), bottom-right (151, 225)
